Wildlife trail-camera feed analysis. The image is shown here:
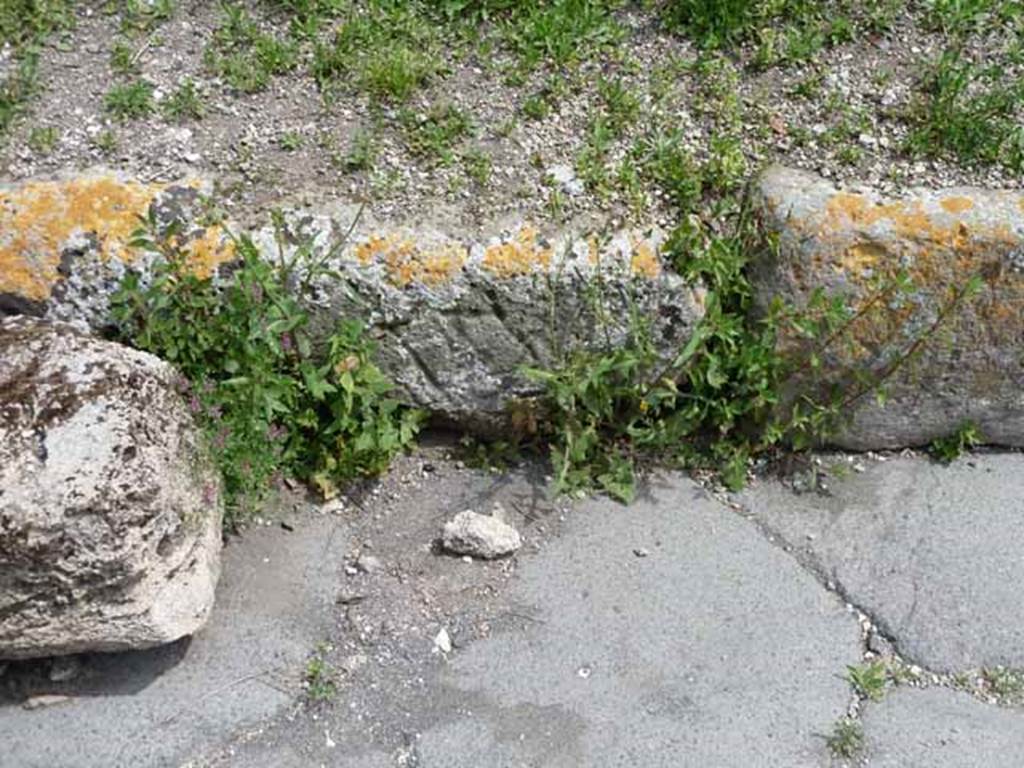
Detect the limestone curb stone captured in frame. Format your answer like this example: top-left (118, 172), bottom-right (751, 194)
top-left (755, 165), bottom-right (1024, 449)
top-left (0, 316), bottom-right (223, 659)
top-left (251, 213), bottom-right (706, 427)
top-left (0, 174), bottom-right (707, 429)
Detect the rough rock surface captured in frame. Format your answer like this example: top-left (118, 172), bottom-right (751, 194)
top-left (740, 453), bottom-right (1024, 672)
top-left (862, 687), bottom-right (1024, 767)
top-left (442, 510), bottom-right (522, 559)
top-left (0, 316), bottom-right (223, 659)
top-left (2, 175), bottom-right (705, 429)
top-left (755, 165), bottom-right (1024, 449)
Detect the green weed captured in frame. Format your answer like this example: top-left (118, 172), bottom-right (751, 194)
top-left (304, 643), bottom-right (338, 702)
top-left (0, 53), bottom-right (40, 138)
top-left (27, 124), bottom-right (58, 153)
top-left (206, 3), bottom-right (299, 93)
top-left (401, 104), bottom-right (473, 164)
top-left (279, 130), bottom-right (304, 151)
top-left (339, 129), bottom-right (377, 172)
top-left (982, 667), bottom-right (1024, 702)
top-left (825, 718), bottom-right (864, 758)
top-left (311, 3), bottom-right (441, 103)
top-left (906, 48), bottom-right (1024, 172)
top-left (110, 212), bottom-right (422, 523)
top-left (162, 78), bottom-right (205, 121)
top-left (104, 80), bottom-right (155, 121)
top-left (929, 421), bottom-right (983, 463)
top-left (847, 660), bottom-right (888, 701)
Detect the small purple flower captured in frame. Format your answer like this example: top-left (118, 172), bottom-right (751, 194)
top-left (203, 379), bottom-right (215, 394)
top-left (280, 333), bottom-right (294, 352)
top-left (208, 404), bottom-right (223, 421)
top-left (267, 423), bottom-right (287, 442)
top-left (189, 395), bottom-right (201, 414)
top-left (173, 375), bottom-right (191, 394)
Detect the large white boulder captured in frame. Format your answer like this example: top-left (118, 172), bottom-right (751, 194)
top-left (0, 316), bottom-right (223, 659)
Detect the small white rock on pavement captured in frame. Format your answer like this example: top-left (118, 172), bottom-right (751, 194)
top-left (441, 509), bottom-right (522, 559)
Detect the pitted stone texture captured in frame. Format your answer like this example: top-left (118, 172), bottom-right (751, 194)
top-left (0, 317), bottom-right (222, 659)
top-left (0, 175), bottom-right (235, 329)
top-left (442, 510), bottom-right (522, 558)
top-left (755, 165), bottom-right (1024, 449)
top-left (862, 687), bottom-right (1024, 767)
top-left (254, 216), bottom-right (706, 428)
top-left (740, 453), bottom-right (1024, 672)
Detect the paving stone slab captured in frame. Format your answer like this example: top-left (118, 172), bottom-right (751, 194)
top-left (740, 453), bottom-right (1024, 672)
top-left (862, 687), bottom-right (1024, 768)
top-left (413, 475), bottom-right (860, 767)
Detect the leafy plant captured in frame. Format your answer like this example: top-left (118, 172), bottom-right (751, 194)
top-left (110, 213), bottom-right (421, 523)
top-left (104, 80), bottom-right (155, 121)
top-left (929, 421), bottom-right (983, 463)
top-left (304, 643), bottom-right (338, 702)
top-left (162, 78), bottom-right (205, 121)
top-left (0, 49), bottom-right (40, 138)
top-left (906, 47), bottom-right (1024, 172)
top-left (825, 718), bottom-right (864, 758)
top-left (847, 660), bottom-right (888, 701)
top-left (205, 3), bottom-right (299, 93)
top-left (401, 104), bottom-right (473, 164)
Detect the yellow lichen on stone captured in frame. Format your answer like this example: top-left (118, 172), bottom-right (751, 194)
top-left (940, 196), bottom-right (975, 215)
top-left (386, 242), bottom-right (466, 287)
top-left (630, 238), bottom-right (661, 278)
top-left (482, 226), bottom-right (553, 278)
top-left (0, 176), bottom-right (234, 301)
top-left (838, 242), bottom-right (889, 275)
top-left (353, 233), bottom-right (466, 287)
top-left (183, 225), bottom-right (237, 278)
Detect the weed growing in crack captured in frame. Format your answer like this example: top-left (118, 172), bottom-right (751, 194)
top-left (110, 210), bottom-right (422, 525)
top-left (522, 120), bottom-right (985, 498)
top-left (304, 643), bottom-right (338, 702)
top-left (929, 421), bottom-right (983, 463)
top-left (981, 667), bottom-right (1024, 703)
top-left (847, 660), bottom-right (888, 702)
top-left (825, 718), bottom-right (864, 758)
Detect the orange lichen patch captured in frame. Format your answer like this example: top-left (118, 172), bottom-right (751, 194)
top-left (0, 176), bottom-right (233, 301)
top-left (482, 226), bottom-right (553, 278)
top-left (353, 233), bottom-right (466, 287)
top-left (385, 242), bottom-right (466, 287)
top-left (0, 177), bottom-right (158, 300)
top-left (181, 226), bottom-right (236, 278)
top-left (940, 196), bottom-right (975, 215)
top-left (630, 238), bottom-right (661, 278)
top-left (824, 193), bottom-right (938, 241)
top-left (355, 234), bottom-right (400, 265)
top-left (837, 242), bottom-right (889, 275)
